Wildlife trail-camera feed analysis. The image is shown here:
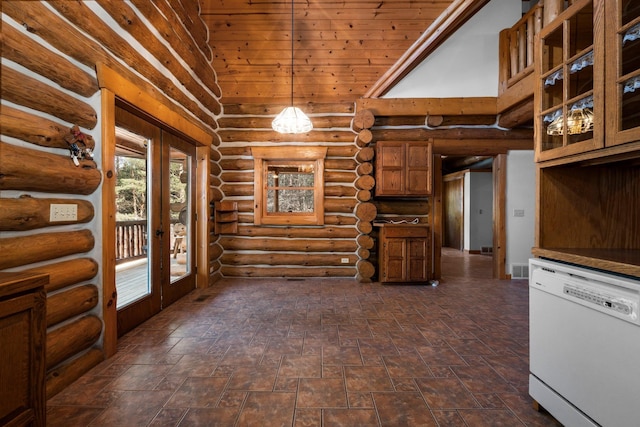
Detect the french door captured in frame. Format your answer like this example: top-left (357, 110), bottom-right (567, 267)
top-left (114, 105), bottom-right (196, 336)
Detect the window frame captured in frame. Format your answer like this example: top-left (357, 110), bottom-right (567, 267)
top-left (251, 146), bottom-right (327, 225)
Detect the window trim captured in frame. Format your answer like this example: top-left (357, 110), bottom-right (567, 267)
top-left (251, 146), bottom-right (327, 225)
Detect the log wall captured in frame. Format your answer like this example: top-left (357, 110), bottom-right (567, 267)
top-left (216, 102), bottom-right (371, 279)
top-left (0, 1), bottom-right (219, 398)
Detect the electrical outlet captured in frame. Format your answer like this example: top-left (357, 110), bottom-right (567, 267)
top-left (513, 209), bottom-right (525, 217)
top-left (50, 204), bottom-right (78, 222)
top-left (341, 258), bottom-right (349, 264)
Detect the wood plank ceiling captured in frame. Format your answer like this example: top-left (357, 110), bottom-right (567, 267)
top-left (199, 0), bottom-right (459, 106)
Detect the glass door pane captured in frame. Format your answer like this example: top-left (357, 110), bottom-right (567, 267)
top-left (169, 145), bottom-right (192, 282)
top-left (115, 126), bottom-right (151, 309)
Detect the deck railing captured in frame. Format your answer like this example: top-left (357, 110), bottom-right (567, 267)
top-left (116, 220), bottom-right (147, 264)
top-left (498, 4), bottom-right (543, 94)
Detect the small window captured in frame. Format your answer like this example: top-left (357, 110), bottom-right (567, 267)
top-left (252, 146), bottom-right (327, 225)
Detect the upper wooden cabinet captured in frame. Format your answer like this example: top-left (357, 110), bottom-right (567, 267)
top-left (375, 140), bottom-right (432, 197)
top-left (535, 0), bottom-right (640, 161)
top-left (605, 0), bottom-right (640, 147)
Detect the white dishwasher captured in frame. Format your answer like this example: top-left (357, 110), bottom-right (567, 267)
top-left (529, 258), bottom-right (640, 427)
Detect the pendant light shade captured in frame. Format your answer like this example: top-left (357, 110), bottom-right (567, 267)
top-left (272, 0), bottom-right (312, 134)
top-left (272, 106), bottom-right (313, 134)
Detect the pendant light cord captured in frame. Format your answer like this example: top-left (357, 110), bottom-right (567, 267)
top-left (290, 0), bottom-right (294, 107)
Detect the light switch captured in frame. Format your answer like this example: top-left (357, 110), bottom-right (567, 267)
top-left (513, 209), bottom-right (525, 217)
top-left (50, 204), bottom-right (78, 222)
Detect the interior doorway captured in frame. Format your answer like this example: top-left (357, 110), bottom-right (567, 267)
top-left (114, 104), bottom-right (196, 336)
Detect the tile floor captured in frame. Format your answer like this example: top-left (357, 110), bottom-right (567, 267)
top-left (47, 249), bottom-right (562, 426)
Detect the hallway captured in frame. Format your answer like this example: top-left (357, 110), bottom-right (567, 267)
top-left (47, 250), bottom-right (560, 426)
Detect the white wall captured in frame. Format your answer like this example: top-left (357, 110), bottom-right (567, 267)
top-left (506, 151), bottom-right (536, 276)
top-left (384, 0), bottom-right (521, 98)
top-left (464, 172), bottom-right (493, 251)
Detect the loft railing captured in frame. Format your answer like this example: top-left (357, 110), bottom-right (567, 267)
top-left (116, 220), bottom-right (147, 264)
top-left (498, 3), bottom-right (543, 94)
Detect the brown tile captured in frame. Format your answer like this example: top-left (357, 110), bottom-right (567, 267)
top-left (344, 366), bottom-right (394, 392)
top-left (149, 407), bottom-right (187, 426)
top-left (415, 377), bottom-right (480, 409)
top-left (46, 406), bottom-right (104, 427)
top-left (458, 409), bottom-right (526, 426)
top-left (416, 345), bottom-right (468, 366)
top-left (297, 378), bottom-right (347, 408)
top-left (431, 410), bottom-right (468, 426)
top-left (165, 377), bottom-right (229, 408)
top-left (294, 408), bottom-right (322, 427)
top-left (452, 365), bottom-right (517, 394)
top-left (323, 408), bottom-right (379, 426)
top-left (373, 392), bottom-right (438, 426)
top-left (278, 354), bottom-right (322, 378)
top-left (89, 390), bottom-right (172, 426)
top-left (178, 407), bottom-right (240, 426)
top-left (383, 353), bottom-right (432, 378)
top-left (226, 365), bottom-right (278, 391)
top-left (323, 345), bottom-right (363, 365)
top-left (236, 392), bottom-right (296, 427)
top-left (348, 392), bottom-right (374, 408)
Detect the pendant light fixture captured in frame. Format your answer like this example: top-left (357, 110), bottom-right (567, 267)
top-left (272, 0), bottom-right (313, 134)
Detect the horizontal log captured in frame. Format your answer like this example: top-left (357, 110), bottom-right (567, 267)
top-left (220, 266), bottom-right (356, 278)
top-left (497, 98), bottom-right (534, 129)
top-left (220, 237), bottom-right (358, 252)
top-left (357, 221), bottom-right (373, 234)
top-left (221, 184), bottom-right (252, 197)
top-left (374, 200), bottom-right (430, 215)
top-left (432, 138), bottom-right (533, 155)
top-left (221, 253), bottom-right (357, 266)
top-left (325, 198), bottom-right (357, 213)
top-left (325, 171), bottom-right (356, 183)
top-left (0, 196), bottom-right (94, 231)
top-left (355, 203), bottom-right (377, 222)
top-left (222, 102), bottom-right (355, 115)
top-left (219, 158), bottom-right (254, 171)
top-left (210, 146), bottom-right (221, 162)
top-left (352, 109), bottom-right (375, 131)
top-left (356, 190), bottom-right (372, 202)
top-left (46, 314), bottom-right (102, 369)
top-left (324, 186), bottom-right (357, 197)
top-left (236, 225), bottom-right (358, 239)
top-left (210, 162), bottom-right (222, 176)
top-left (372, 127), bottom-right (533, 141)
top-left (0, 105), bottom-right (95, 150)
top-left (324, 215), bottom-right (357, 226)
top-left (210, 187), bottom-right (224, 202)
top-left (358, 248), bottom-right (371, 259)
top-left (355, 147), bottom-right (375, 163)
top-left (0, 142), bottom-right (102, 195)
top-left (355, 175), bottom-right (375, 190)
top-left (47, 284), bottom-right (99, 327)
top-left (357, 97), bottom-right (497, 116)
top-left (218, 144), bottom-right (358, 158)
top-left (325, 159), bottom-right (358, 170)
top-left (46, 348), bottom-right (104, 400)
top-left (356, 260), bottom-right (375, 281)
top-left (217, 115), bottom-right (352, 129)
top-left (209, 242), bottom-right (224, 262)
top-left (356, 162), bottom-right (373, 176)
top-left (220, 130), bottom-right (356, 143)
top-left (357, 234), bottom-right (375, 250)
top-left (1, 22), bottom-right (99, 97)
top-left (0, 229), bottom-right (94, 270)
top-left (1, 65), bottom-right (97, 129)
top-left (22, 258), bottom-right (99, 293)
top-left (220, 171), bottom-right (254, 183)
top-left (355, 129), bottom-right (374, 147)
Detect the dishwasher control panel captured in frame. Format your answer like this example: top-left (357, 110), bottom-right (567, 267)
top-left (530, 258), bottom-right (640, 325)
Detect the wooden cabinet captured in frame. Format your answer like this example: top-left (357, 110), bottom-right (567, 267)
top-left (533, 0), bottom-right (640, 278)
top-left (535, 0), bottom-right (604, 162)
top-left (375, 141), bottom-right (432, 197)
top-left (377, 224), bottom-right (430, 283)
top-left (214, 201), bottom-right (238, 234)
top-left (0, 272), bottom-right (47, 427)
top-left (605, 0), bottom-right (640, 147)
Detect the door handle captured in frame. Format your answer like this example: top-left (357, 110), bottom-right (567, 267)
top-left (155, 229), bottom-right (164, 237)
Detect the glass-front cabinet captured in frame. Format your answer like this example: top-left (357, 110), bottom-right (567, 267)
top-left (535, 0), bottom-right (604, 161)
top-left (606, 0), bottom-right (640, 146)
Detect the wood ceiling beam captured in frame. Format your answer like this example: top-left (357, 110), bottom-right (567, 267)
top-left (357, 97), bottom-right (497, 116)
top-left (365, 0), bottom-right (491, 98)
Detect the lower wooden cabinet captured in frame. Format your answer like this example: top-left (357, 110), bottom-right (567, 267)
top-left (0, 272), bottom-right (47, 427)
top-left (376, 224), bottom-right (431, 283)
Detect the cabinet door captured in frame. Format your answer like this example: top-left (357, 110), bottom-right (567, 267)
top-left (605, 0), bottom-right (640, 146)
top-left (535, 0), bottom-right (604, 161)
top-left (406, 142), bottom-right (432, 195)
top-left (407, 238), bottom-right (429, 282)
top-left (383, 238), bottom-right (407, 282)
top-left (376, 142), bottom-right (405, 196)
